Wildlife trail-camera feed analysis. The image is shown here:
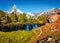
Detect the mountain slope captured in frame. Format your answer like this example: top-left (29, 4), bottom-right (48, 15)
top-left (39, 8), bottom-right (60, 16)
top-left (26, 12), bottom-right (34, 18)
top-left (6, 4), bottom-right (23, 14)
top-left (29, 21), bottom-right (60, 43)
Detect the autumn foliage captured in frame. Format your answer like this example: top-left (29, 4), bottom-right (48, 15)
top-left (30, 19), bottom-right (60, 43)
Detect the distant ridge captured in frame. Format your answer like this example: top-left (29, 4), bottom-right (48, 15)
top-left (5, 5), bottom-right (60, 17)
top-left (38, 8), bottom-right (60, 16)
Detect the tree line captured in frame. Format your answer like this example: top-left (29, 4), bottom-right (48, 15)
top-left (0, 10), bottom-right (48, 25)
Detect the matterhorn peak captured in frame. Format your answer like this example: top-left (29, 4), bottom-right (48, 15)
top-left (10, 4), bottom-right (17, 13)
top-left (13, 4), bottom-right (16, 8)
top-left (9, 4), bottom-right (23, 14)
top-left (12, 4), bottom-right (16, 10)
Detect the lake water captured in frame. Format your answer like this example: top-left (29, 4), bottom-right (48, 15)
top-left (2, 24), bottom-right (38, 32)
top-left (26, 24), bottom-right (38, 31)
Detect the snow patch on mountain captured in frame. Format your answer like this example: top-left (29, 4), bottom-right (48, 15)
top-left (38, 8), bottom-right (60, 16)
top-left (26, 12), bottom-right (34, 18)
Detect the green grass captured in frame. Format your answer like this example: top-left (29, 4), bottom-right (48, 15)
top-left (0, 30), bottom-right (35, 43)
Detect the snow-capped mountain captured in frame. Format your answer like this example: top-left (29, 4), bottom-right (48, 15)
top-left (6, 4), bottom-right (23, 14)
top-left (6, 5), bottom-right (60, 17)
top-left (26, 12), bottom-right (34, 18)
top-left (38, 8), bottom-right (60, 16)
top-left (10, 4), bottom-right (23, 14)
top-left (47, 8), bottom-right (60, 14)
top-left (6, 4), bottom-right (35, 17)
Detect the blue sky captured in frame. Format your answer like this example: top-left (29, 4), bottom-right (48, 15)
top-left (0, 0), bottom-right (60, 13)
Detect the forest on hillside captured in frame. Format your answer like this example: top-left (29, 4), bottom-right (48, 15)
top-left (0, 10), bottom-right (47, 25)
